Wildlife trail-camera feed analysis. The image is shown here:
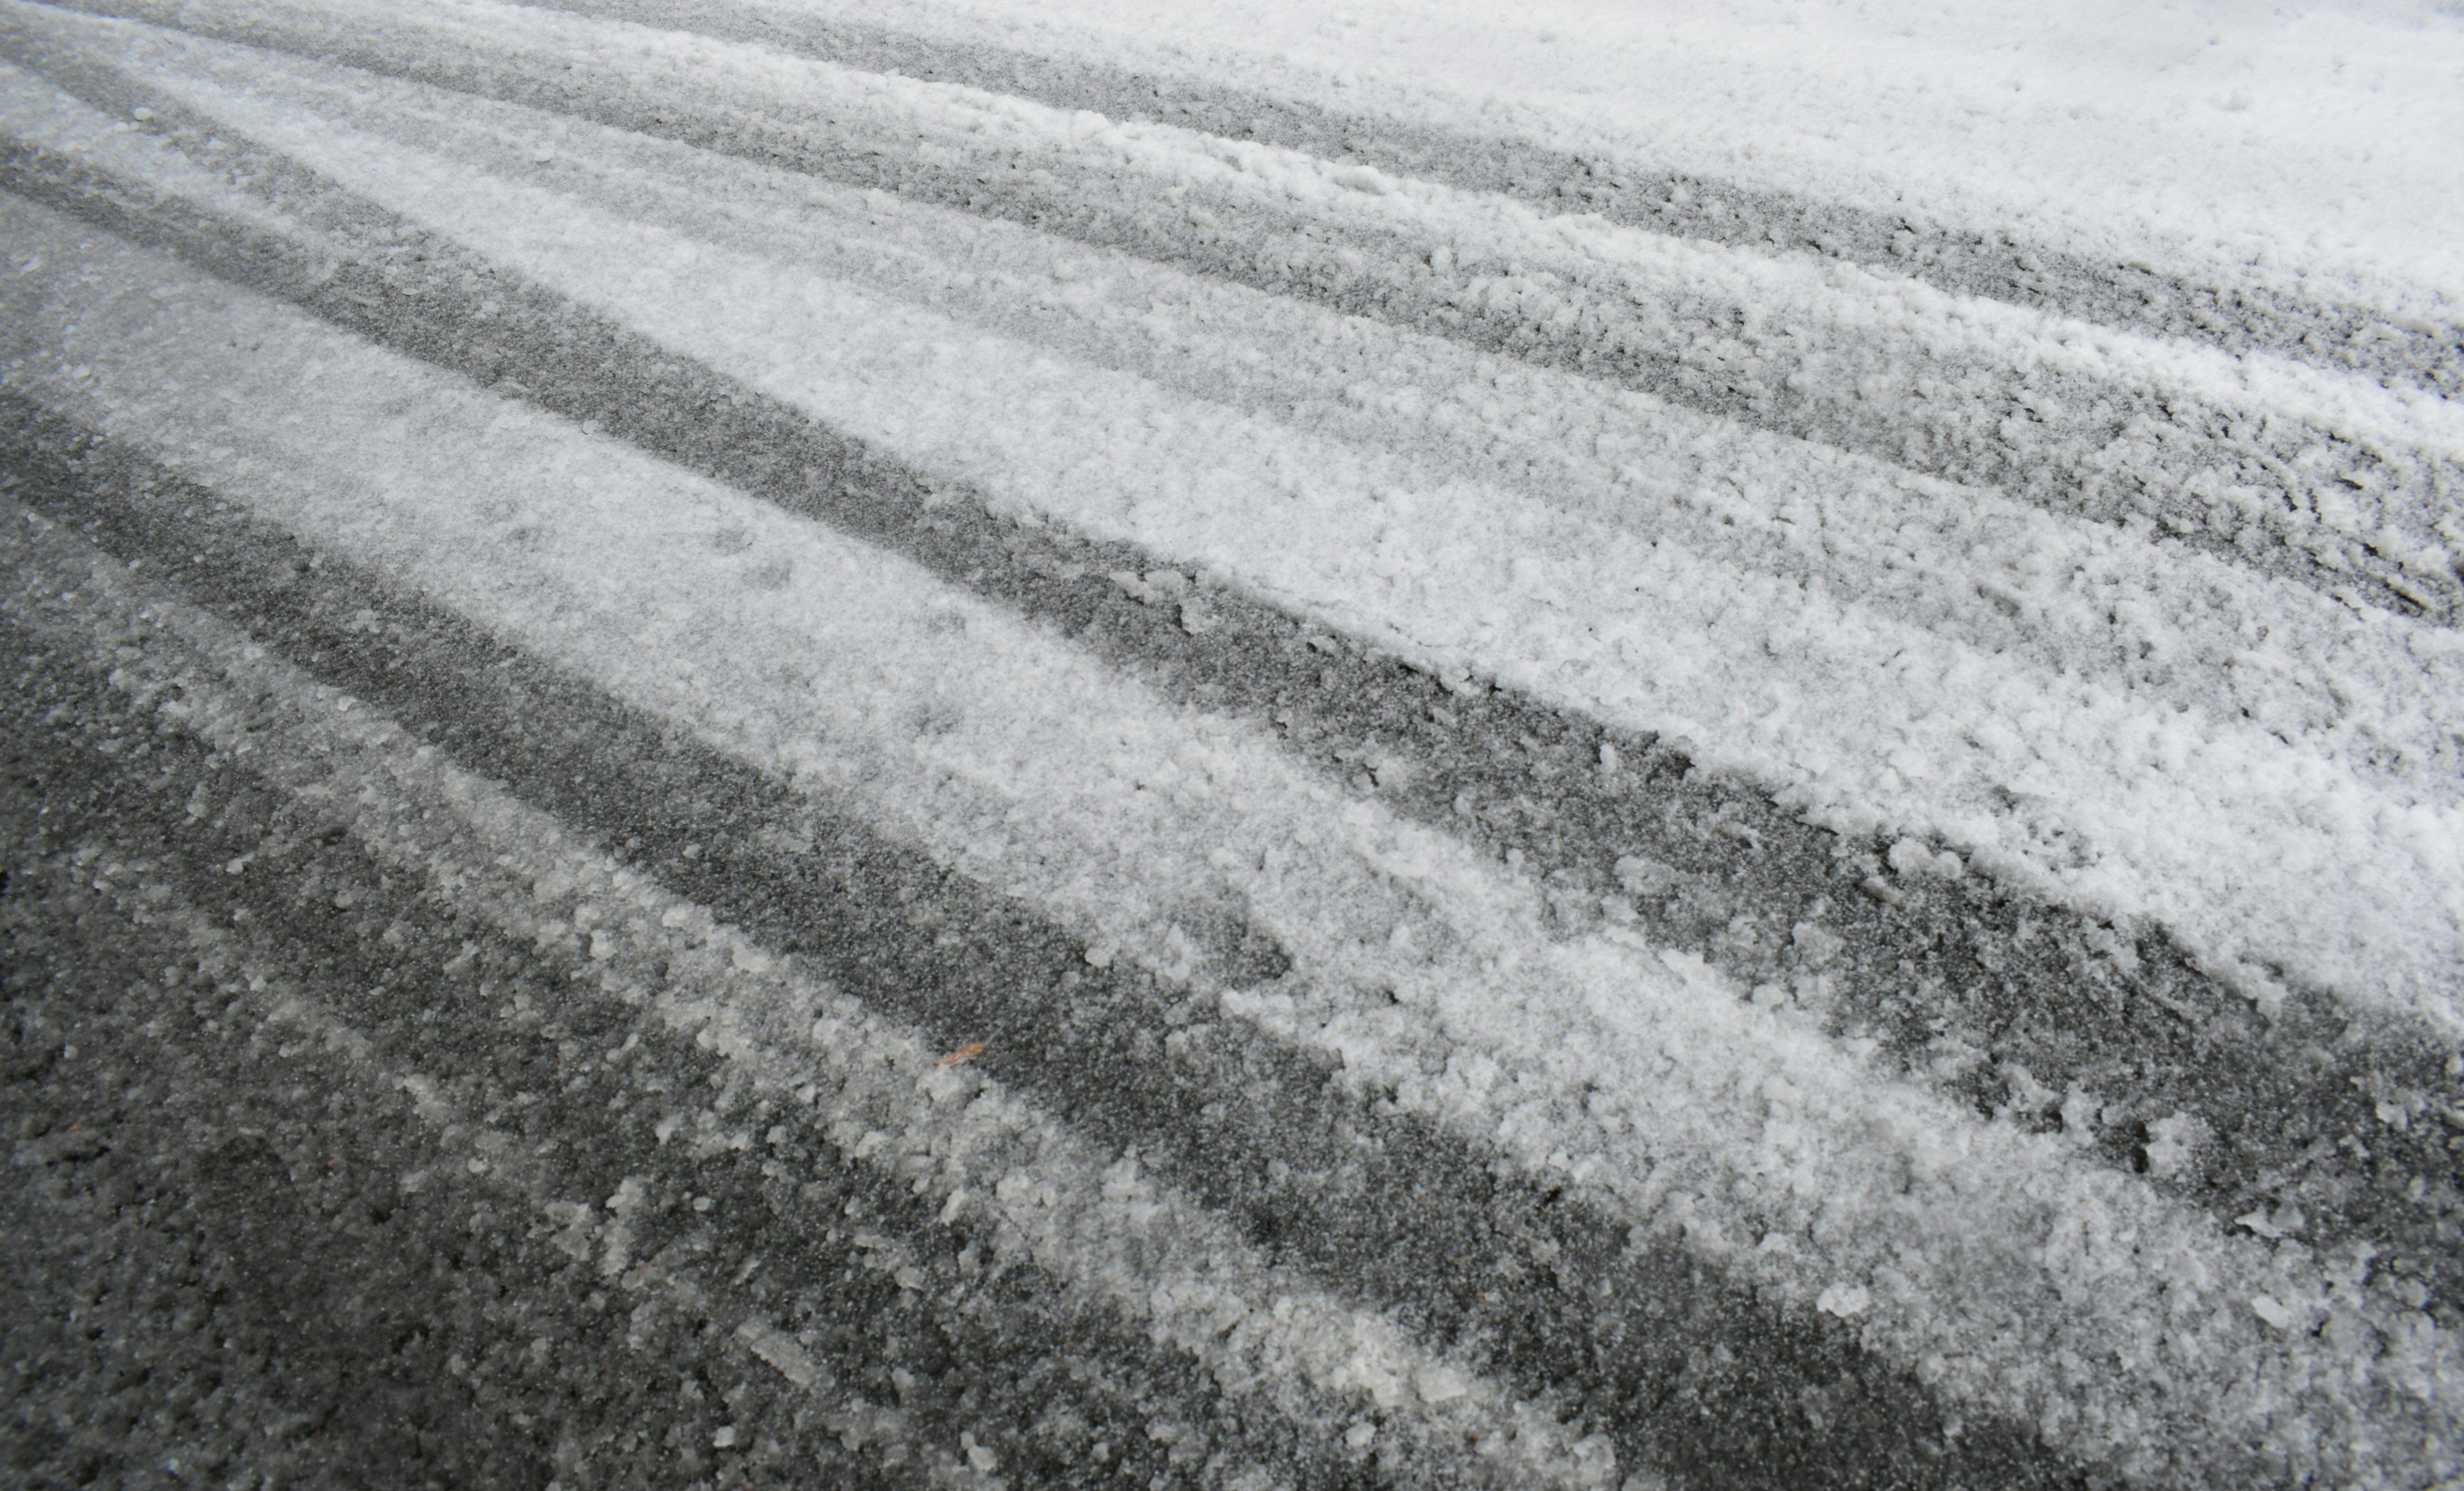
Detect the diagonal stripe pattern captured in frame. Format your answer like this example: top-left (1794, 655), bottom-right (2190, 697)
top-left (4, 3), bottom-right (2461, 1489)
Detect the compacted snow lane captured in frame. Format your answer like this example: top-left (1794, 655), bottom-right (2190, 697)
top-left (4, 2), bottom-right (2461, 1488)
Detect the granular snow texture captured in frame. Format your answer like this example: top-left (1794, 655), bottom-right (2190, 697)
top-left (3, 2), bottom-right (2462, 1489)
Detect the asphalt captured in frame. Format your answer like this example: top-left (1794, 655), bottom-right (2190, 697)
top-left (4, 3), bottom-right (2463, 1488)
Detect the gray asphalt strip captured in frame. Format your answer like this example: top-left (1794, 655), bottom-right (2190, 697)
top-left (0, 849), bottom-right (1255, 1491)
top-left (3, 899), bottom-right (585, 1491)
top-left (6, 116), bottom-right (2459, 1333)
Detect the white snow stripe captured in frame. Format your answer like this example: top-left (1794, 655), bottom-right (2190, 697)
top-left (0, 52), bottom-right (302, 234)
top-left (74, 26), bottom-right (2464, 828)
top-left (350, 0), bottom-right (2463, 409)
top-left (0, 501), bottom-right (1614, 1491)
top-left (301, 0), bottom-right (2464, 454)
top-left (27, 0), bottom-right (2464, 572)
top-left (65, 57), bottom-right (2464, 1026)
top-left (676, 0), bottom-right (2464, 312)
top-left (4, 195), bottom-right (2460, 1489)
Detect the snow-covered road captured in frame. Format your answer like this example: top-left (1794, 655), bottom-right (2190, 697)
top-left (4, 1), bottom-right (2461, 1487)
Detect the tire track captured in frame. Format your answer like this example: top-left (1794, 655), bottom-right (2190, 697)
top-left (0, 3), bottom-right (2457, 1488)
top-left (518, 0), bottom-right (2464, 401)
top-left (24, 0), bottom-right (2460, 625)
top-left (3, 902), bottom-right (599, 1491)
top-left (1, 422), bottom-right (2105, 1490)
top-left (0, 29), bottom-right (2454, 1478)
top-left (52, 33), bottom-right (2463, 822)
top-left (23, 5), bottom-right (2464, 1027)
top-left (17, 6), bottom-right (2464, 1016)
top-left (5, 110), bottom-right (2460, 1349)
top-left (1, 216), bottom-right (2456, 1481)
top-left (3, 542), bottom-right (1425, 1491)
top-left (0, 832), bottom-right (1122, 1491)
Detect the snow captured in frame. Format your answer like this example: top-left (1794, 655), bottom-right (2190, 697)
top-left (777, 0), bottom-right (2464, 303)
top-left (10, 195), bottom-right (2461, 1483)
top-left (66, 18), bottom-right (2460, 1022)
top-left (1, 502), bottom-right (1591, 1490)
top-left (6, 0), bottom-right (2462, 1483)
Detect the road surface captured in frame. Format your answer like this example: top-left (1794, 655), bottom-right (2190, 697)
top-left (4, 1), bottom-right (2463, 1487)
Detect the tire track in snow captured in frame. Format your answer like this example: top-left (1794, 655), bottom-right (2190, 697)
top-left (4, 23), bottom-right (2464, 1488)
top-left (3, 887), bottom-right (603, 1490)
top-left (3, 544), bottom-right (1321, 1491)
top-left (6, 218), bottom-right (2462, 1491)
top-left (4, 84), bottom-right (2461, 1338)
top-left (0, 413), bottom-right (2095, 1491)
top-left (0, 832), bottom-right (1151, 1491)
top-left (4, 516), bottom-right (1613, 1491)
top-left (28, 1), bottom-right (2464, 1028)
top-left (64, 32), bottom-right (2464, 821)
top-left (517, 0), bottom-right (2464, 402)
top-left (24, 0), bottom-right (2464, 1008)
top-left (26, 0), bottom-right (2460, 626)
